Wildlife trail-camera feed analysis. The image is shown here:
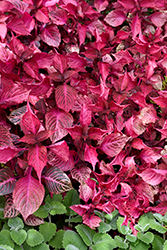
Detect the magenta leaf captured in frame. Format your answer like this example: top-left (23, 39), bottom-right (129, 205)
top-left (99, 133), bottom-right (129, 157)
top-left (84, 145), bottom-right (98, 171)
top-left (150, 12), bottom-right (167, 27)
top-left (71, 165), bottom-right (92, 184)
top-left (13, 175), bottom-right (45, 220)
top-left (83, 213), bottom-right (101, 229)
top-left (80, 103), bottom-right (92, 128)
top-left (94, 0), bottom-right (108, 12)
top-left (45, 108), bottom-right (73, 143)
top-left (41, 24), bottom-right (61, 47)
top-left (23, 59), bottom-right (40, 80)
top-left (47, 151), bottom-right (74, 171)
top-left (54, 53), bottom-right (68, 74)
top-left (55, 84), bottom-right (77, 112)
top-left (88, 127), bottom-right (107, 140)
top-left (0, 168), bottom-right (16, 195)
top-left (21, 103), bottom-right (40, 134)
top-left (4, 194), bottom-right (19, 218)
top-left (43, 166), bottom-right (72, 194)
top-left (7, 17), bottom-right (30, 35)
top-left (0, 147), bottom-right (20, 163)
top-left (28, 145), bottom-right (47, 182)
top-left (131, 14), bottom-right (141, 39)
top-left (79, 183), bottom-right (93, 202)
top-left (49, 141), bottom-right (69, 162)
top-left (0, 126), bottom-right (13, 149)
top-left (104, 10), bottom-right (126, 27)
top-left (66, 125), bottom-right (83, 140)
top-left (138, 169), bottom-right (167, 186)
top-left (0, 84), bottom-right (29, 108)
top-left (35, 7), bottom-right (50, 23)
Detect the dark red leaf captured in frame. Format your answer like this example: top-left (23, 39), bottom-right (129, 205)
top-left (41, 24), bottom-right (61, 47)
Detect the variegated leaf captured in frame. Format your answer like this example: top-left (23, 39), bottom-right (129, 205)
top-left (24, 214), bottom-right (44, 226)
top-left (4, 194), bottom-right (19, 218)
top-left (0, 168), bottom-right (16, 195)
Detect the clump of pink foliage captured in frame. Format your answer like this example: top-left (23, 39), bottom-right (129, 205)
top-left (0, 0), bottom-right (167, 230)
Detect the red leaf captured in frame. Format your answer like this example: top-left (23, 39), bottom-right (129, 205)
top-left (49, 6), bottom-right (67, 25)
top-left (66, 125), bottom-right (83, 140)
top-left (150, 12), bottom-right (167, 27)
top-left (118, 0), bottom-right (135, 9)
top-left (47, 150), bottom-right (74, 171)
top-left (33, 53), bottom-right (54, 69)
top-left (0, 126), bottom-right (13, 149)
top-left (13, 175), bottom-right (45, 220)
top-left (43, 166), bottom-right (72, 194)
top-left (19, 134), bottom-right (37, 144)
top-left (49, 141), bottom-right (69, 162)
top-left (71, 165), bottom-right (91, 184)
top-left (7, 17), bottom-right (30, 36)
top-left (0, 23), bottom-right (7, 40)
top-left (78, 23), bottom-right (87, 46)
top-left (0, 168), bottom-right (16, 195)
top-left (140, 147), bottom-right (161, 164)
top-left (28, 145), bottom-right (47, 182)
top-left (131, 14), bottom-right (141, 39)
top-left (23, 59), bottom-right (40, 80)
top-left (67, 53), bottom-right (87, 70)
top-left (55, 84), bottom-right (77, 112)
top-left (70, 204), bottom-right (91, 216)
top-left (7, 0), bottom-right (28, 13)
top-left (0, 84), bottom-right (29, 108)
top-left (35, 7), bottom-right (50, 23)
top-left (36, 130), bottom-right (53, 142)
top-left (0, 147), bottom-right (20, 163)
top-left (94, 0), bottom-right (108, 12)
top-left (45, 108), bottom-right (73, 143)
top-left (41, 24), bottom-right (61, 47)
top-left (80, 103), bottom-right (92, 128)
top-left (21, 103), bottom-right (40, 134)
top-left (84, 145), bottom-right (98, 171)
top-left (88, 127), bottom-right (107, 141)
top-left (104, 10), bottom-right (126, 27)
top-left (79, 183), bottom-right (93, 202)
top-left (54, 53), bottom-right (68, 74)
top-left (100, 133), bottom-right (129, 157)
top-left (83, 213), bottom-right (101, 229)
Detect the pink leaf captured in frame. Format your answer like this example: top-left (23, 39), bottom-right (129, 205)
top-left (43, 166), bottom-right (72, 194)
top-left (36, 130), bottom-right (53, 142)
top-left (24, 214), bottom-right (44, 226)
top-left (0, 126), bottom-right (13, 149)
top-left (35, 7), bottom-right (50, 23)
top-left (0, 84), bottom-right (29, 108)
top-left (70, 204), bottom-right (91, 216)
top-left (55, 84), bottom-right (77, 112)
top-left (100, 133), bottom-right (129, 157)
top-left (47, 151), bottom-right (74, 171)
top-left (4, 194), bottom-right (19, 218)
top-left (104, 10), bottom-right (126, 27)
top-left (49, 141), bottom-right (69, 162)
top-left (84, 145), bottom-right (98, 171)
top-left (7, 17), bottom-right (30, 36)
top-left (150, 12), bottom-right (167, 27)
top-left (33, 53), bottom-right (54, 69)
top-left (41, 24), bottom-right (61, 47)
top-left (0, 168), bottom-right (16, 195)
top-left (88, 127), bottom-right (107, 141)
top-left (54, 53), bottom-right (68, 74)
top-left (131, 14), bottom-right (141, 39)
top-left (94, 0), bottom-right (108, 12)
top-left (7, 105), bottom-right (27, 125)
top-left (13, 175), bottom-right (45, 220)
top-left (67, 53), bottom-right (87, 70)
top-left (79, 183), bottom-right (93, 202)
top-left (139, 168), bottom-right (167, 185)
top-left (140, 147), bottom-right (161, 164)
top-left (78, 23), bottom-right (87, 46)
top-left (19, 134), bottom-right (37, 144)
top-left (21, 103), bottom-right (40, 134)
top-left (66, 125), bottom-right (83, 140)
top-left (83, 213), bottom-right (101, 229)
top-left (71, 165), bottom-right (91, 183)
top-left (23, 59), bottom-right (40, 80)
top-left (80, 103), bottom-right (92, 128)
top-left (45, 108), bottom-right (73, 143)
top-left (0, 147), bottom-right (20, 163)
top-left (49, 6), bottom-right (67, 25)
top-left (28, 145), bottom-right (47, 182)
top-left (7, 0), bottom-right (28, 13)
top-left (118, 0), bottom-right (135, 9)
top-left (0, 23), bottom-right (7, 40)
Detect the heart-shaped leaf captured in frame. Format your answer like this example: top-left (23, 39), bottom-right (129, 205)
top-left (10, 229), bottom-right (27, 245)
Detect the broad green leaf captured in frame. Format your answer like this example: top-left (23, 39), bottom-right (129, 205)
top-left (26, 229), bottom-right (44, 247)
top-left (125, 235), bottom-right (137, 243)
top-left (31, 243), bottom-right (50, 250)
top-left (63, 189), bottom-right (80, 216)
top-left (33, 205), bottom-right (48, 219)
top-left (39, 222), bottom-right (56, 242)
top-left (138, 213), bottom-right (154, 226)
top-left (0, 230), bottom-right (14, 248)
top-left (10, 229), bottom-right (27, 245)
top-left (45, 194), bottom-right (62, 204)
top-left (104, 210), bottom-right (119, 221)
top-left (98, 221), bottom-right (111, 233)
top-left (130, 240), bottom-right (150, 250)
top-left (151, 235), bottom-right (164, 250)
top-left (163, 240), bottom-right (167, 250)
top-left (43, 167), bottom-right (72, 194)
top-left (63, 230), bottom-right (87, 250)
top-left (92, 233), bottom-right (117, 250)
top-left (0, 245), bottom-right (13, 250)
top-left (149, 220), bottom-right (167, 233)
top-left (65, 215), bottom-right (82, 223)
top-left (65, 245), bottom-right (79, 250)
top-left (75, 224), bottom-right (95, 246)
top-left (14, 245), bottom-right (22, 250)
top-left (8, 217), bottom-right (24, 231)
top-left (117, 217), bottom-right (131, 235)
top-left (49, 201), bottom-right (67, 215)
top-left (114, 236), bottom-right (129, 249)
top-left (137, 232), bottom-right (154, 244)
top-left (153, 213), bottom-right (164, 223)
top-left (49, 230), bottom-right (65, 249)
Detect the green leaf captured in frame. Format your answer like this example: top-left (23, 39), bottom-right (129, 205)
top-left (49, 229), bottom-right (65, 249)
top-left (65, 245), bottom-right (80, 250)
top-left (14, 245), bottom-right (22, 250)
top-left (125, 235), bottom-right (137, 243)
top-left (117, 217), bottom-right (131, 235)
top-left (26, 229), bottom-right (44, 247)
top-left (33, 205), bottom-right (48, 219)
top-left (137, 232), bottom-right (154, 244)
top-left (153, 213), bottom-right (164, 223)
top-left (10, 229), bottom-right (27, 245)
top-left (0, 230), bottom-right (14, 248)
top-left (163, 240), bottom-right (167, 250)
top-left (98, 221), bottom-right (111, 233)
top-left (8, 218), bottom-right (24, 231)
top-left (63, 230), bottom-right (87, 250)
top-left (92, 233), bottom-right (117, 250)
top-left (31, 243), bottom-right (50, 250)
top-left (151, 235), bottom-right (164, 250)
top-left (130, 240), bottom-right (150, 250)
top-left (0, 245), bottom-right (13, 250)
top-left (65, 215), bottom-right (82, 223)
top-left (149, 220), bottom-right (167, 233)
top-left (75, 224), bottom-right (95, 246)
top-left (138, 213), bottom-right (154, 227)
top-left (114, 236), bottom-right (129, 249)
top-left (49, 201), bottom-right (67, 215)
top-left (39, 222), bottom-right (56, 242)
top-left (104, 210), bottom-right (119, 221)
top-left (45, 194), bottom-right (62, 204)
top-left (63, 189), bottom-right (80, 216)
